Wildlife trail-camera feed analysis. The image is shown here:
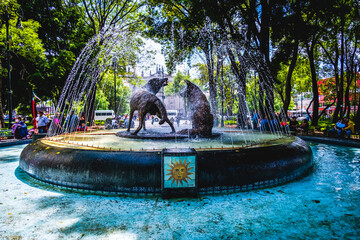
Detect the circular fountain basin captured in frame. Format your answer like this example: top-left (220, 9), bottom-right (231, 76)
top-left (19, 129), bottom-right (313, 195)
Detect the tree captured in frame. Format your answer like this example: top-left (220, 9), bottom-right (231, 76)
top-left (315, 0), bottom-right (359, 123)
top-left (77, 0), bottom-right (144, 124)
top-left (164, 71), bottom-right (187, 96)
top-left (0, 0), bottom-right (46, 127)
top-left (143, 0), bottom-right (224, 115)
top-left (81, 0), bottom-right (143, 35)
top-left (95, 72), bottom-right (131, 114)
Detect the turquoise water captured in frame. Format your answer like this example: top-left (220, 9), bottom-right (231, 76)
top-left (0, 143), bottom-right (359, 239)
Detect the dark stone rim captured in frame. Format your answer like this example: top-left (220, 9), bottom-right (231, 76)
top-left (19, 137), bottom-right (313, 195)
top-left (298, 135), bottom-right (360, 148)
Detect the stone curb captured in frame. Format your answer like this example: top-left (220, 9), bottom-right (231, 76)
top-left (299, 135), bottom-right (360, 148)
top-left (0, 139), bottom-right (32, 148)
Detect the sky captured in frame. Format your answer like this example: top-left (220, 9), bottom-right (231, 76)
top-left (138, 38), bottom-right (200, 79)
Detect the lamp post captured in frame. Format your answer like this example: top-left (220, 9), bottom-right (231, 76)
top-left (112, 56), bottom-right (117, 117)
top-left (5, 7), bottom-right (12, 129)
top-left (217, 57), bottom-right (225, 127)
top-left (3, 6), bottom-right (23, 129)
top-left (354, 64), bottom-right (358, 115)
top-left (300, 92), bottom-right (303, 117)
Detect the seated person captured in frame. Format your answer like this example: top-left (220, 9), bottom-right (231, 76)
top-left (289, 116), bottom-right (299, 132)
top-left (280, 120), bottom-right (289, 133)
top-left (344, 117), bottom-right (354, 139)
top-left (27, 128), bottom-right (35, 138)
top-left (12, 117), bottom-right (28, 139)
top-left (328, 119), bottom-right (346, 138)
top-left (297, 119), bottom-right (309, 135)
top-left (11, 118), bottom-right (20, 134)
top-left (78, 122), bottom-right (87, 132)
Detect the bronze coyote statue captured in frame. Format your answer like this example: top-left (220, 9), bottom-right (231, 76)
top-left (177, 80), bottom-right (213, 137)
top-left (127, 78), bottom-right (176, 135)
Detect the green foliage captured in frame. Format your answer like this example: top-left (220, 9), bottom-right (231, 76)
top-left (95, 88), bottom-right (110, 110)
top-left (0, 0), bottom-right (359, 124)
top-left (81, 0), bottom-right (144, 34)
top-left (0, 19), bottom-right (45, 60)
top-left (0, 5), bottom-right (46, 116)
top-left (318, 77), bottom-right (336, 102)
top-left (224, 120), bottom-right (237, 125)
top-left (164, 71), bottom-right (187, 96)
top-left (275, 55), bottom-right (312, 112)
top-left (292, 57), bottom-right (313, 94)
top-left (96, 71), bottom-right (132, 114)
top-left (20, 0), bottom-right (93, 102)
top-left (0, 0), bottom-right (19, 17)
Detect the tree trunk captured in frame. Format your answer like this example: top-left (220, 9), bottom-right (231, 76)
top-left (333, 14), bottom-right (345, 122)
top-left (259, 78), bottom-right (265, 118)
top-left (332, 55), bottom-right (341, 122)
top-left (344, 38), bottom-right (358, 118)
top-left (344, 71), bottom-right (352, 118)
top-left (282, 40), bottom-right (299, 119)
top-left (0, 65), bottom-right (4, 129)
top-left (306, 42), bottom-right (319, 126)
top-left (226, 47), bottom-right (248, 127)
top-left (265, 82), bottom-right (275, 118)
top-left (237, 80), bottom-right (247, 128)
top-left (260, 0), bottom-right (270, 63)
top-left (355, 93), bottom-right (360, 132)
top-left (204, 47), bottom-right (217, 115)
top-left (87, 85), bottom-right (97, 126)
top-left (259, 0), bottom-right (274, 117)
top-left (207, 63), bottom-right (217, 115)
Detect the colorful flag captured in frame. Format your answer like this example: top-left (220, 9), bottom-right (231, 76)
top-left (33, 92), bottom-right (41, 101)
top-left (32, 92), bottom-right (38, 129)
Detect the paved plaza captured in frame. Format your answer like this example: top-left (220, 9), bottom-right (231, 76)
top-left (1, 143), bottom-right (359, 239)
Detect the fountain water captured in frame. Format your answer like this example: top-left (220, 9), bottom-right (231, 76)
top-left (19, 26), bottom-right (312, 196)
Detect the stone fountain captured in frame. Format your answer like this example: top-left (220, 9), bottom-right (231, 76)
top-left (19, 27), bottom-right (312, 197)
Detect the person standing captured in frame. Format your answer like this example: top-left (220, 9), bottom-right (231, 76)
top-left (37, 111), bottom-right (49, 133)
top-left (252, 112), bottom-right (260, 129)
top-left (344, 118), bottom-right (354, 139)
top-left (52, 112), bottom-right (62, 135)
top-left (259, 116), bottom-right (269, 131)
top-left (64, 111), bottom-right (78, 133)
top-left (176, 114), bottom-right (180, 127)
top-left (151, 115), bottom-right (155, 125)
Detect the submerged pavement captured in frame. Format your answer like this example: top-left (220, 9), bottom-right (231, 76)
top-left (0, 143), bottom-right (359, 239)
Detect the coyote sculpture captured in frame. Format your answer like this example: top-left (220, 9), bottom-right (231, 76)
top-left (127, 78), bottom-right (175, 135)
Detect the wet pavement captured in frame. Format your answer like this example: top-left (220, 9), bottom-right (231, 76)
top-left (0, 143), bottom-right (359, 239)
